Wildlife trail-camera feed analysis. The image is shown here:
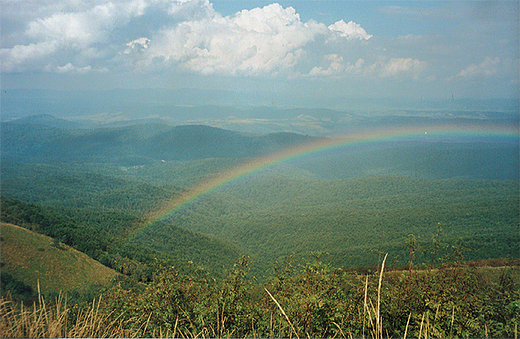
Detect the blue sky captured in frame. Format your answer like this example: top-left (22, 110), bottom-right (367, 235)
top-left (1, 0), bottom-right (518, 102)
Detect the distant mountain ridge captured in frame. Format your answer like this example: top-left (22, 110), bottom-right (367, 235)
top-left (5, 113), bottom-right (172, 129)
top-left (5, 114), bottom-right (98, 129)
top-left (1, 120), bottom-right (318, 164)
top-left (2, 117), bottom-right (518, 180)
top-left (3, 90), bottom-right (518, 135)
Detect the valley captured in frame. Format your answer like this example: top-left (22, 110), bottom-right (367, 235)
top-left (1, 118), bottom-right (518, 275)
top-left (1, 116), bottom-right (518, 337)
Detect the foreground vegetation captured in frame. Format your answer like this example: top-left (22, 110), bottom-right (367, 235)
top-left (2, 254), bottom-right (519, 338)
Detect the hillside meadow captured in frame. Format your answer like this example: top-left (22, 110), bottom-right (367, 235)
top-left (0, 223), bottom-right (118, 296)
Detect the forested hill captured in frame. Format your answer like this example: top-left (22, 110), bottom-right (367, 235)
top-left (2, 116), bottom-right (518, 180)
top-left (1, 120), bottom-right (317, 164)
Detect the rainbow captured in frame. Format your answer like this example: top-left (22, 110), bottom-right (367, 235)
top-left (135, 123), bottom-right (518, 236)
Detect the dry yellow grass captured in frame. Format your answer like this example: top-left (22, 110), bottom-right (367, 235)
top-left (0, 283), bottom-right (145, 338)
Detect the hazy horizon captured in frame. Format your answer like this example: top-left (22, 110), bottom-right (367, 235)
top-left (2, 0), bottom-right (519, 104)
top-left (2, 88), bottom-right (517, 136)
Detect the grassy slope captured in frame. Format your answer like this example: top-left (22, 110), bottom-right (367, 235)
top-left (0, 223), bottom-right (118, 294)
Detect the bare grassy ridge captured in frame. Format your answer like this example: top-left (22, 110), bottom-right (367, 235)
top-left (2, 255), bottom-right (518, 338)
top-left (0, 223), bottom-right (118, 294)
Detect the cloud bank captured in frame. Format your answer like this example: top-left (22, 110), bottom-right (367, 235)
top-left (1, 0), bottom-right (417, 80)
top-left (1, 0), bottom-right (518, 99)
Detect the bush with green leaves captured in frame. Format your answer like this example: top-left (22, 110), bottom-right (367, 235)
top-left (96, 252), bottom-right (519, 338)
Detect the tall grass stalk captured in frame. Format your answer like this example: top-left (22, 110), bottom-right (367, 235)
top-left (0, 291), bottom-right (142, 338)
top-left (449, 305), bottom-right (455, 337)
top-left (418, 312), bottom-right (426, 339)
top-left (403, 312), bottom-right (412, 339)
top-left (361, 253), bottom-right (387, 339)
top-left (265, 287), bottom-right (299, 339)
top-left (363, 274), bottom-right (369, 339)
top-left (376, 253), bottom-right (388, 339)
top-left (331, 321), bottom-right (345, 338)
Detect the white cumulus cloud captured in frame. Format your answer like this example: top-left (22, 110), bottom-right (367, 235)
top-left (366, 58), bottom-right (427, 79)
top-left (307, 55), bottom-right (365, 77)
top-left (1, 0), bottom-right (381, 78)
top-left (2, 0), bottom-right (153, 72)
top-left (328, 20), bottom-right (372, 40)
top-left (455, 56), bottom-right (500, 78)
top-left (308, 54), bottom-right (345, 76)
top-left (1, 41), bottom-right (58, 72)
top-left (144, 3), bottom-right (329, 75)
top-left (124, 37), bottom-right (151, 54)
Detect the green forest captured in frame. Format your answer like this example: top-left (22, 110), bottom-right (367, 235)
top-left (1, 120), bottom-right (519, 337)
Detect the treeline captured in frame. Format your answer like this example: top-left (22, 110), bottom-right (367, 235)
top-left (1, 197), bottom-right (110, 258)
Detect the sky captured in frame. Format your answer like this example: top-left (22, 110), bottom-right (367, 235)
top-left (1, 0), bottom-right (519, 101)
